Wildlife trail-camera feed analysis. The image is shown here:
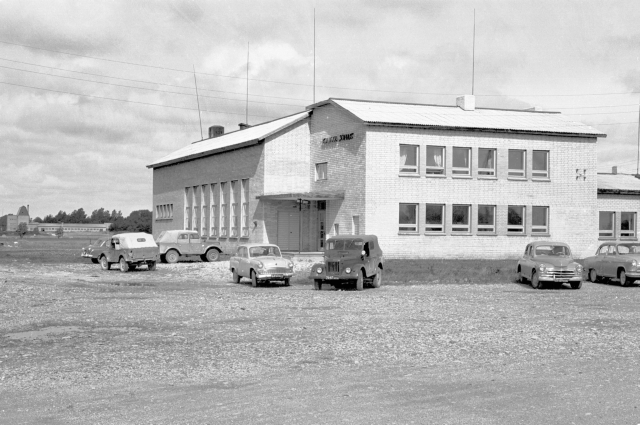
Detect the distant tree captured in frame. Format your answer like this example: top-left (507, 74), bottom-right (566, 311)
top-left (33, 217), bottom-right (43, 223)
top-left (90, 207), bottom-right (111, 223)
top-left (42, 214), bottom-right (56, 223)
top-left (110, 209), bottom-right (123, 222)
top-left (54, 210), bottom-right (68, 223)
top-left (69, 208), bottom-right (88, 223)
top-left (55, 226), bottom-right (64, 238)
top-left (128, 210), bottom-right (152, 233)
top-left (16, 223), bottom-right (28, 238)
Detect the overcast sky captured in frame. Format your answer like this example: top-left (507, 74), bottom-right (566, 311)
top-left (1, 0), bottom-right (638, 219)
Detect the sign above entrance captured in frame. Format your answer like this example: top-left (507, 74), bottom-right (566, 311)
top-left (322, 133), bottom-right (354, 144)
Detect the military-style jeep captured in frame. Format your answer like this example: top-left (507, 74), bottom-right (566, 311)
top-left (156, 230), bottom-right (223, 263)
top-left (308, 235), bottom-right (384, 291)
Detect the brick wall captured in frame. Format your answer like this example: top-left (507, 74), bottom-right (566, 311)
top-left (597, 192), bottom-right (640, 248)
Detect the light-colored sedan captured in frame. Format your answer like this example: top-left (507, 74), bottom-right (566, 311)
top-left (584, 242), bottom-right (640, 286)
top-left (516, 241), bottom-right (583, 289)
top-left (229, 243), bottom-right (294, 287)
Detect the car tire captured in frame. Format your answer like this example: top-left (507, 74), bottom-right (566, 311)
top-left (356, 271), bottom-right (364, 291)
top-left (99, 256), bottom-right (110, 271)
top-left (313, 279), bottom-right (322, 290)
top-left (620, 270), bottom-right (630, 287)
top-left (571, 281), bottom-right (582, 290)
top-left (283, 278), bottom-right (291, 287)
top-left (531, 272), bottom-right (542, 289)
top-left (91, 258), bottom-right (99, 264)
top-left (232, 269), bottom-right (241, 283)
top-left (148, 261), bottom-right (157, 271)
top-left (251, 270), bottom-right (258, 287)
top-left (165, 250), bottom-right (179, 264)
top-left (517, 268), bottom-right (527, 283)
top-left (204, 249), bottom-right (220, 262)
top-left (589, 269), bottom-right (599, 283)
top-left (119, 257), bottom-right (129, 273)
top-left (371, 266), bottom-right (382, 288)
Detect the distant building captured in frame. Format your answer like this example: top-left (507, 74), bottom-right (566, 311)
top-left (0, 206), bottom-right (30, 231)
top-left (597, 168), bottom-right (640, 243)
top-left (0, 205), bottom-right (110, 234)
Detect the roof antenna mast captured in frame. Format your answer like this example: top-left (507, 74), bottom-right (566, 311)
top-left (193, 65), bottom-right (203, 140)
top-left (313, 8), bottom-right (316, 104)
top-left (472, 9), bottom-right (476, 95)
top-left (246, 42), bottom-right (250, 124)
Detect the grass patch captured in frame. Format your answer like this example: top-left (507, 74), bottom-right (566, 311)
top-left (383, 259), bottom-right (518, 285)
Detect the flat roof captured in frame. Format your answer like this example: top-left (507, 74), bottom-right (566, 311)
top-left (598, 173), bottom-right (640, 194)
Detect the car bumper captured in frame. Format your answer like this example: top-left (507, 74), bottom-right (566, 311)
top-left (622, 272), bottom-right (640, 279)
top-left (81, 253), bottom-right (92, 258)
top-left (256, 271), bottom-right (293, 280)
top-left (538, 275), bottom-right (582, 282)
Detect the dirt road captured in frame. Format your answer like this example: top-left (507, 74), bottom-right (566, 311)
top-left (1, 253), bottom-right (639, 424)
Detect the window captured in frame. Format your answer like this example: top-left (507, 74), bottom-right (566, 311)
top-left (508, 206), bottom-right (525, 233)
top-left (532, 206), bottom-right (549, 233)
top-left (532, 151), bottom-right (549, 179)
top-left (155, 204), bottom-right (174, 220)
top-left (184, 187), bottom-right (191, 230)
top-left (201, 184), bottom-right (208, 236)
top-left (220, 182), bottom-right (228, 237)
top-left (425, 204), bottom-right (444, 233)
top-left (621, 212), bottom-right (636, 238)
top-left (599, 211), bottom-right (614, 238)
top-left (399, 203), bottom-right (418, 232)
top-left (352, 215), bottom-right (360, 235)
top-left (477, 205), bottom-right (496, 233)
top-left (478, 148), bottom-right (496, 177)
top-left (508, 150), bottom-right (526, 178)
top-left (241, 179), bottom-right (250, 237)
top-left (210, 184), bottom-right (218, 237)
top-left (316, 163), bottom-right (327, 180)
top-left (230, 180), bottom-right (239, 237)
top-left (452, 147), bottom-right (471, 176)
top-left (192, 186), bottom-right (198, 232)
top-left (333, 223), bottom-right (339, 236)
top-left (426, 146), bottom-right (445, 175)
top-left (399, 145), bottom-right (419, 174)
top-left (452, 205), bottom-right (470, 232)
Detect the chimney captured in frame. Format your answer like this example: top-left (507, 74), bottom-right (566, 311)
top-left (239, 123), bottom-right (251, 130)
top-left (456, 95), bottom-right (475, 111)
top-left (208, 125), bottom-right (224, 138)
top-left (612, 166), bottom-right (618, 175)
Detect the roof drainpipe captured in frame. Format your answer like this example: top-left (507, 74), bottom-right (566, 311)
top-left (456, 95), bottom-right (475, 111)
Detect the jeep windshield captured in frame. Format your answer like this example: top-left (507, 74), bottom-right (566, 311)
top-left (327, 239), bottom-right (364, 251)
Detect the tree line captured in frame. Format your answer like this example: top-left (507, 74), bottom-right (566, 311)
top-left (32, 208), bottom-right (152, 233)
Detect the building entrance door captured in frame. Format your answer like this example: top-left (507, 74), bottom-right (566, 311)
top-left (317, 210), bottom-right (326, 251)
top-left (277, 211), bottom-right (300, 251)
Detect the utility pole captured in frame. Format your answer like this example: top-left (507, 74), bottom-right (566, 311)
top-left (193, 65), bottom-right (203, 140)
top-left (313, 8), bottom-right (316, 103)
top-left (472, 9), bottom-right (476, 95)
top-left (246, 42), bottom-right (249, 124)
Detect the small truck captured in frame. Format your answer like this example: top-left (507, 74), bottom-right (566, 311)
top-left (156, 230), bottom-right (223, 263)
top-left (98, 232), bottom-right (159, 272)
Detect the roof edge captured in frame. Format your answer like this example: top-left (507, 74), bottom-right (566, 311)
top-left (598, 188), bottom-right (640, 195)
top-left (147, 138), bottom-right (261, 169)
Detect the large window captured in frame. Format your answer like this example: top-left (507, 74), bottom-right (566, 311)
top-left (192, 186), bottom-right (198, 232)
top-left (477, 205), bottom-right (496, 233)
top-left (452, 147), bottom-right (471, 176)
top-left (425, 204), bottom-right (444, 233)
top-left (621, 212), bottom-right (636, 238)
top-left (508, 205), bottom-right (525, 233)
top-left (210, 184), bottom-right (218, 237)
top-left (220, 182), bottom-right (228, 237)
top-left (508, 150), bottom-right (526, 178)
top-left (399, 203), bottom-right (418, 232)
top-left (352, 215), bottom-right (360, 235)
top-left (241, 179), bottom-right (250, 237)
top-left (184, 187), bottom-right (191, 230)
top-left (599, 211), bottom-right (614, 238)
top-left (452, 205), bottom-right (470, 233)
top-left (532, 206), bottom-right (549, 233)
top-left (400, 145), bottom-right (419, 174)
top-left (478, 148), bottom-right (496, 177)
top-left (230, 180), bottom-right (239, 237)
top-left (532, 151), bottom-right (549, 179)
top-left (316, 162), bottom-right (327, 180)
top-left (201, 184), bottom-right (208, 236)
top-left (426, 146), bottom-right (445, 175)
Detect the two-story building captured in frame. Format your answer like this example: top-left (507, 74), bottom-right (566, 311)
top-left (597, 168), bottom-right (640, 245)
top-left (147, 96), bottom-right (606, 258)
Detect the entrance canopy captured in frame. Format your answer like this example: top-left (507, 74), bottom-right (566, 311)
top-left (255, 190), bottom-right (345, 201)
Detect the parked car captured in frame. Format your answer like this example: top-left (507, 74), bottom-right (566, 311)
top-left (156, 230), bottom-right (222, 263)
top-left (98, 232), bottom-right (159, 272)
top-left (584, 242), bottom-right (640, 286)
top-left (308, 235), bottom-right (384, 291)
top-left (516, 241), bottom-right (583, 289)
top-left (229, 243), bottom-right (294, 287)
top-left (81, 238), bottom-right (108, 264)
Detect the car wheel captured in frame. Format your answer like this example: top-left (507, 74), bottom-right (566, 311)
top-left (371, 266), bottom-right (382, 288)
top-left (91, 258), bottom-right (99, 264)
top-left (531, 272), bottom-right (541, 289)
top-left (119, 257), bottom-right (129, 273)
top-left (313, 279), bottom-right (322, 290)
top-left (356, 271), bottom-right (364, 291)
top-left (165, 250), bottom-right (179, 264)
top-left (251, 270), bottom-right (258, 287)
top-left (148, 261), bottom-right (157, 271)
top-left (283, 278), bottom-right (291, 287)
top-left (99, 256), bottom-right (110, 271)
top-left (571, 281), bottom-right (582, 290)
top-left (589, 269), bottom-right (599, 283)
top-left (204, 249), bottom-right (220, 262)
top-left (232, 269), bottom-right (241, 283)
top-left (517, 268), bottom-right (527, 283)
top-left (620, 270), bottom-right (630, 287)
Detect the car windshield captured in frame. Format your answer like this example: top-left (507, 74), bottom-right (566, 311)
top-left (249, 246), bottom-right (281, 257)
top-left (535, 245), bottom-right (570, 256)
top-left (327, 239), bottom-right (364, 251)
top-left (617, 244), bottom-right (640, 254)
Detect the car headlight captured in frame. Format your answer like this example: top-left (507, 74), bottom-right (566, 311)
top-left (575, 264), bottom-right (583, 273)
top-left (538, 264), bottom-right (546, 272)
top-left (316, 267), bottom-right (323, 274)
top-left (256, 261), bottom-right (264, 269)
top-left (288, 261), bottom-right (294, 269)
top-left (345, 267), bottom-right (352, 274)
top-left (632, 260), bottom-right (638, 268)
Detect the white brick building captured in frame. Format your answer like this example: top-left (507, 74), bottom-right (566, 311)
top-left (148, 96), bottom-right (606, 258)
top-left (597, 170), bottom-right (640, 250)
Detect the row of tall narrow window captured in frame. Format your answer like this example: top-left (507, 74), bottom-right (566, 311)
top-left (184, 179), bottom-right (250, 238)
top-left (399, 204), bottom-right (549, 234)
top-left (155, 204), bottom-right (174, 219)
top-left (399, 145), bottom-right (550, 179)
top-left (599, 211), bottom-right (636, 239)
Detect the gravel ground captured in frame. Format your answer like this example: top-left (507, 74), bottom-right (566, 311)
top-left (1, 255), bottom-right (640, 424)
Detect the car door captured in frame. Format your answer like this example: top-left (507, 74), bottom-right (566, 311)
top-left (592, 245), bottom-right (608, 276)
top-left (238, 247), bottom-right (249, 277)
top-left (189, 233), bottom-right (202, 255)
top-left (602, 245), bottom-right (616, 277)
top-left (177, 233), bottom-right (190, 255)
top-left (520, 244), bottom-right (532, 279)
top-left (111, 237), bottom-right (122, 262)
